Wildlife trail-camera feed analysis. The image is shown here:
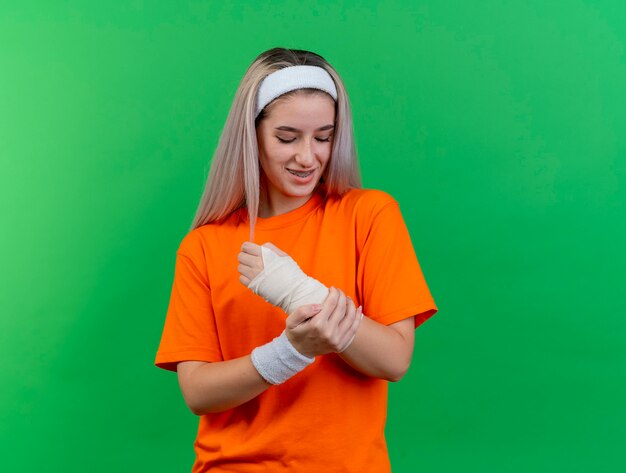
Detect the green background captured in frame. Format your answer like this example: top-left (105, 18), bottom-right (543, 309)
top-left (1, 1), bottom-right (625, 471)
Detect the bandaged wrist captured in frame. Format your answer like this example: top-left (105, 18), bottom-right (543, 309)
top-left (251, 331), bottom-right (315, 385)
top-left (248, 246), bottom-right (329, 314)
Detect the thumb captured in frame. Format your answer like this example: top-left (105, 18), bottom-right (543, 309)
top-left (286, 304), bottom-right (322, 328)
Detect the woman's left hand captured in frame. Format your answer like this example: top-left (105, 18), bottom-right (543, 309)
top-left (285, 287), bottom-right (362, 358)
top-left (237, 241), bottom-right (287, 286)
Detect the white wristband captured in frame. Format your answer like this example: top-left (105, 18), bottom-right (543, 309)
top-left (251, 331), bottom-right (315, 385)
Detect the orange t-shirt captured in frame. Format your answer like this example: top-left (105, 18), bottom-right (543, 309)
top-left (155, 187), bottom-right (437, 472)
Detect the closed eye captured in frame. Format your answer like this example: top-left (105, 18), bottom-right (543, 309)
top-left (276, 136), bottom-right (332, 144)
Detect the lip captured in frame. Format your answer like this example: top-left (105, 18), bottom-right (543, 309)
top-left (286, 168), bottom-right (317, 183)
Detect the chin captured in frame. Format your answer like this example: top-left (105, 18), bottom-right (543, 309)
top-left (286, 182), bottom-right (318, 197)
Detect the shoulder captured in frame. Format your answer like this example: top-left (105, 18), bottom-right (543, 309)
top-left (177, 212), bottom-right (242, 259)
top-left (177, 227), bottom-right (207, 259)
top-left (326, 187), bottom-right (399, 219)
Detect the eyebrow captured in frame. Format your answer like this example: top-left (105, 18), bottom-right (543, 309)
top-left (274, 124), bottom-right (335, 132)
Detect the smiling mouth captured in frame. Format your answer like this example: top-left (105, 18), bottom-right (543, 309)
top-left (287, 169), bottom-right (315, 178)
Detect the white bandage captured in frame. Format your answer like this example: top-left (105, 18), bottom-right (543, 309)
top-left (248, 246), bottom-right (329, 314)
top-left (251, 330), bottom-right (315, 385)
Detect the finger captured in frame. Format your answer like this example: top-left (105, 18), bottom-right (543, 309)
top-left (339, 306), bottom-right (362, 352)
top-left (351, 306), bottom-right (363, 334)
top-left (241, 241), bottom-right (262, 256)
top-left (286, 304), bottom-right (322, 329)
top-left (337, 296), bottom-right (357, 330)
top-left (238, 263), bottom-right (257, 281)
top-left (327, 289), bottom-right (348, 327)
top-left (237, 252), bottom-right (261, 268)
top-left (318, 287), bottom-right (339, 322)
top-left (239, 274), bottom-right (251, 287)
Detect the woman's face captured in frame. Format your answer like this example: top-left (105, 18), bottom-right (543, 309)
top-left (256, 91), bottom-right (335, 217)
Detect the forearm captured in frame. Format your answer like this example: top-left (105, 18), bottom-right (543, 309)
top-left (339, 317), bottom-right (414, 382)
top-left (239, 243), bottom-right (415, 381)
top-left (177, 356), bottom-right (270, 415)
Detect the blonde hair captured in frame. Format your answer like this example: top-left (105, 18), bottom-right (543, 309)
top-left (191, 48), bottom-right (361, 237)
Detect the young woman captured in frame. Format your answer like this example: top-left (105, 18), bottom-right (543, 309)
top-left (155, 47), bottom-right (437, 473)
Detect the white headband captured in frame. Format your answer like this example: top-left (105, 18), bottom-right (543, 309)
top-left (255, 65), bottom-right (338, 117)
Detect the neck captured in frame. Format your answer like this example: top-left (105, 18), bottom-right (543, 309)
top-left (259, 193), bottom-right (311, 218)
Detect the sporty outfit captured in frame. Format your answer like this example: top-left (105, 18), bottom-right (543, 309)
top-left (155, 186), bottom-right (437, 472)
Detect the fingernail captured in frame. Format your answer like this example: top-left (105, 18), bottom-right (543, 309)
top-left (311, 304), bottom-right (322, 312)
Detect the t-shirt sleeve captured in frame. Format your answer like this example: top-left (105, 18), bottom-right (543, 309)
top-left (356, 192), bottom-right (438, 328)
top-left (155, 232), bottom-right (223, 371)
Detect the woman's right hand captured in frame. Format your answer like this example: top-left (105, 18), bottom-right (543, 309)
top-left (285, 287), bottom-right (362, 358)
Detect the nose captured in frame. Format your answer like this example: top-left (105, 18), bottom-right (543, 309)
top-left (294, 140), bottom-right (315, 167)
